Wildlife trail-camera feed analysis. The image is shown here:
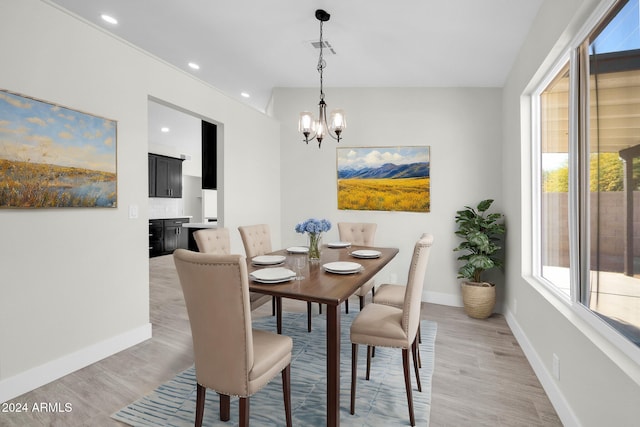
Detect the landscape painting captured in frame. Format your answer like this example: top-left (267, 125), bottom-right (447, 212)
top-left (337, 146), bottom-right (430, 212)
top-left (0, 90), bottom-right (117, 208)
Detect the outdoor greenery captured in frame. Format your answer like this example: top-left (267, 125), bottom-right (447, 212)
top-left (454, 199), bottom-right (505, 283)
top-left (543, 152), bottom-right (640, 192)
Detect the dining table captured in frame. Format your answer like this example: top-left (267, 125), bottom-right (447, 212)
top-left (247, 244), bottom-right (399, 427)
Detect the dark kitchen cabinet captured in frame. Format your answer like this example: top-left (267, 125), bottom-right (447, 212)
top-left (148, 154), bottom-right (183, 198)
top-left (149, 218), bottom-right (190, 257)
top-left (202, 120), bottom-right (217, 189)
top-left (148, 155), bottom-right (156, 197)
top-left (163, 218), bottom-right (189, 253)
top-left (149, 219), bottom-right (164, 257)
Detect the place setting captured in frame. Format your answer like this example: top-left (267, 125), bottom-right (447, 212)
top-left (322, 261), bottom-right (363, 274)
top-left (326, 241), bottom-right (351, 248)
top-left (251, 254), bottom-right (286, 266)
top-left (286, 246), bottom-right (309, 254)
top-left (349, 249), bottom-right (382, 259)
top-left (249, 266), bottom-right (296, 284)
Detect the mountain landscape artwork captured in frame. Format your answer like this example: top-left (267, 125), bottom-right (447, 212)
top-left (337, 146), bottom-right (430, 212)
top-left (0, 90), bottom-right (117, 208)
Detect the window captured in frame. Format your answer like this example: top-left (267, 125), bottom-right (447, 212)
top-left (540, 62), bottom-right (571, 296)
top-left (535, 0), bottom-right (640, 348)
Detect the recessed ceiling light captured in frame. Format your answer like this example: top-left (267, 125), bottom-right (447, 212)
top-left (101, 14), bottom-right (118, 25)
top-left (161, 127), bottom-right (170, 133)
top-left (188, 62), bottom-right (200, 70)
top-left (241, 92), bottom-right (250, 98)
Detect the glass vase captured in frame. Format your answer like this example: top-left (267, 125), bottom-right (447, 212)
top-left (308, 232), bottom-right (322, 261)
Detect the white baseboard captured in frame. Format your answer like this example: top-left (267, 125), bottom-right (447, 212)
top-left (0, 323), bottom-right (152, 403)
top-left (504, 310), bottom-right (581, 427)
top-left (424, 290), bottom-right (463, 307)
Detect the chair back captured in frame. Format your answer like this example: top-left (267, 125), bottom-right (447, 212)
top-left (401, 234), bottom-right (434, 341)
top-left (194, 227), bottom-right (230, 254)
top-left (238, 224), bottom-right (272, 258)
top-left (173, 249), bottom-right (254, 396)
top-left (337, 222), bottom-right (377, 246)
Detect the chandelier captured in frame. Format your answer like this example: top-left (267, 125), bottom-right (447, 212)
top-left (298, 9), bottom-right (346, 148)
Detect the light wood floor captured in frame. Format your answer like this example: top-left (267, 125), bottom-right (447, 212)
top-left (1, 255), bottom-right (562, 426)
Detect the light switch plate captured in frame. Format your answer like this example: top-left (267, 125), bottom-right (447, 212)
top-left (129, 204), bottom-right (139, 219)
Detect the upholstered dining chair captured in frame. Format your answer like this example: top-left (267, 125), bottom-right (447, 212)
top-left (337, 222), bottom-right (378, 313)
top-left (350, 233), bottom-right (433, 427)
top-left (173, 249), bottom-right (293, 427)
top-left (194, 228), bottom-right (271, 312)
top-left (193, 227), bottom-right (231, 255)
top-left (238, 224), bottom-right (315, 333)
top-left (373, 280), bottom-right (423, 368)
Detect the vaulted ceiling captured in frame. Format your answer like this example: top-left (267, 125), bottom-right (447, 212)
top-left (48, 0), bottom-right (544, 113)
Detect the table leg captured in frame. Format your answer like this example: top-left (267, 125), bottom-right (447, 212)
top-left (326, 304), bottom-right (340, 427)
top-left (276, 297), bottom-right (282, 334)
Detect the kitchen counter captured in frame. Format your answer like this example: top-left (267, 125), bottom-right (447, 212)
top-left (149, 215), bottom-right (193, 220)
top-left (182, 222), bottom-right (218, 229)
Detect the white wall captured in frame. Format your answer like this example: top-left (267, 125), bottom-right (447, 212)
top-left (272, 87), bottom-right (503, 306)
top-left (0, 0), bottom-right (280, 402)
top-left (503, 0), bottom-right (640, 425)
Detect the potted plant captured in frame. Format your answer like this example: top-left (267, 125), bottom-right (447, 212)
top-left (453, 199), bottom-right (505, 319)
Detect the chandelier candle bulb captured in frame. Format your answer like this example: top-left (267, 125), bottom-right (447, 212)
top-left (299, 112), bottom-right (314, 134)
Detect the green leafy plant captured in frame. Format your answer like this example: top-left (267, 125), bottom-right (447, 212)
top-left (454, 199), bottom-right (505, 283)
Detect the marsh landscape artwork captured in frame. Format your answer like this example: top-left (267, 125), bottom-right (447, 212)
top-left (337, 146), bottom-right (430, 212)
top-left (0, 90), bottom-right (117, 208)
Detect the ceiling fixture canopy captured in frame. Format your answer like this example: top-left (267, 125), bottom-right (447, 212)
top-left (298, 9), bottom-right (346, 148)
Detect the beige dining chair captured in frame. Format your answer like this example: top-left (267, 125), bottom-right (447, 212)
top-left (173, 249), bottom-right (293, 427)
top-left (194, 228), bottom-right (271, 312)
top-left (239, 224), bottom-right (315, 333)
top-left (349, 233), bottom-right (433, 427)
top-left (373, 281), bottom-right (422, 368)
top-left (193, 227), bottom-right (231, 255)
top-left (337, 222), bottom-right (378, 312)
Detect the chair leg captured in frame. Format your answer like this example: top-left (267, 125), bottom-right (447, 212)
top-left (345, 298), bottom-right (349, 314)
top-left (365, 345), bottom-right (373, 380)
top-left (319, 303), bottom-right (322, 314)
top-left (350, 343), bottom-right (358, 415)
top-left (402, 349), bottom-right (416, 427)
top-left (371, 285), bottom-right (375, 298)
top-left (276, 297), bottom-right (282, 334)
top-left (239, 397), bottom-right (249, 427)
top-left (217, 392), bottom-right (230, 422)
top-left (412, 338), bottom-right (422, 392)
top-left (417, 324), bottom-right (422, 368)
top-left (271, 296), bottom-right (276, 316)
top-left (307, 302), bottom-right (312, 332)
top-left (282, 364), bottom-right (292, 427)
top-left (359, 295), bottom-right (365, 310)
top-left (196, 384), bottom-right (206, 426)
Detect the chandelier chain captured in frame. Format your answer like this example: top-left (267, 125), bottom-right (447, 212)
top-left (317, 20), bottom-right (325, 100)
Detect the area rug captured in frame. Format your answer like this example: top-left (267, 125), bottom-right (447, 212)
top-left (112, 311), bottom-right (436, 426)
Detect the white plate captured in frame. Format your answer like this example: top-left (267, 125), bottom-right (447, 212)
top-left (351, 249), bottom-right (381, 259)
top-left (327, 241), bottom-right (351, 248)
top-left (322, 261), bottom-right (362, 274)
top-left (287, 246), bottom-right (309, 254)
top-left (252, 255), bottom-right (286, 265)
top-left (250, 267), bottom-right (296, 283)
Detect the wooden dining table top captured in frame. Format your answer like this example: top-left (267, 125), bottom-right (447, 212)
top-left (247, 245), bottom-right (399, 306)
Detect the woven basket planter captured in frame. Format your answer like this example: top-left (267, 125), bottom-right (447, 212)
top-left (461, 281), bottom-right (495, 319)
